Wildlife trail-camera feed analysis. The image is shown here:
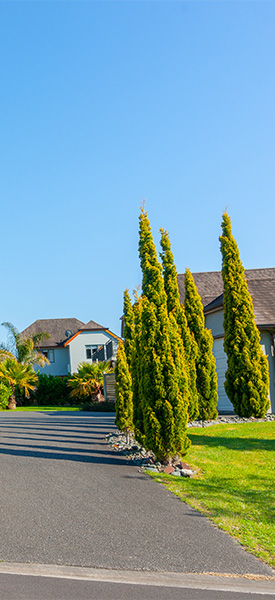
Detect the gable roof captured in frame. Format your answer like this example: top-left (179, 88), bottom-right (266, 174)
top-left (20, 317), bottom-right (106, 348)
top-left (80, 320), bottom-right (106, 331)
top-left (178, 268), bottom-right (275, 328)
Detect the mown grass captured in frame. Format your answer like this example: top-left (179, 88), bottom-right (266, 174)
top-left (15, 406), bottom-right (80, 411)
top-left (151, 422), bottom-right (275, 568)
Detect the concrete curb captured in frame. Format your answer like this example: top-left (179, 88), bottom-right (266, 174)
top-left (0, 562), bottom-right (274, 595)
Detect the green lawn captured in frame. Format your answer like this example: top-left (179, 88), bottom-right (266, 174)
top-left (15, 406), bottom-right (80, 411)
top-left (151, 422), bottom-right (275, 569)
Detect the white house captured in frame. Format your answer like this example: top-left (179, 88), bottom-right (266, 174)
top-left (21, 318), bottom-right (121, 376)
top-left (177, 268), bottom-right (275, 414)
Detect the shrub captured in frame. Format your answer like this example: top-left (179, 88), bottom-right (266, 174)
top-left (27, 374), bottom-right (75, 406)
top-left (0, 382), bottom-right (11, 410)
top-left (80, 400), bottom-right (115, 412)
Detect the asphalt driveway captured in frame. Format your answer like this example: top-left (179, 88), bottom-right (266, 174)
top-left (0, 411), bottom-right (273, 576)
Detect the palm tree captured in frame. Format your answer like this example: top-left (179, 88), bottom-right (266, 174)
top-left (0, 358), bottom-right (38, 410)
top-left (67, 362), bottom-right (113, 403)
top-left (0, 322), bottom-right (50, 367)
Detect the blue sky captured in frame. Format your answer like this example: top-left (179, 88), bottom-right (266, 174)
top-left (0, 0), bottom-right (274, 342)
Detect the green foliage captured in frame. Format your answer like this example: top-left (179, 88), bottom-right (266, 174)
top-left (123, 289), bottom-right (135, 370)
top-left (0, 322), bottom-right (50, 367)
top-left (28, 374), bottom-right (73, 406)
top-left (130, 293), bottom-right (145, 446)
top-left (0, 358), bottom-right (38, 409)
top-left (160, 229), bottom-right (199, 421)
top-left (184, 269), bottom-right (218, 420)
top-left (220, 213), bottom-right (270, 417)
top-left (137, 208), bottom-right (190, 461)
top-left (115, 342), bottom-right (133, 435)
top-left (0, 382), bottom-right (11, 410)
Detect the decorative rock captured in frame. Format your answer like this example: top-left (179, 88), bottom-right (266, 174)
top-left (163, 465), bottom-right (175, 475)
top-left (178, 461), bottom-right (191, 470)
top-left (181, 469), bottom-right (194, 477)
top-left (172, 470), bottom-right (182, 476)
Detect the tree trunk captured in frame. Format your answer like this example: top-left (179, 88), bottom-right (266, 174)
top-left (93, 391), bottom-right (105, 403)
top-left (126, 428), bottom-right (131, 445)
top-left (8, 388), bottom-right (16, 410)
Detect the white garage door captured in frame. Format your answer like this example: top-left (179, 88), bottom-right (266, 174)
top-left (213, 338), bottom-right (234, 413)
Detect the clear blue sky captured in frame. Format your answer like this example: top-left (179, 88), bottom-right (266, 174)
top-left (1, 0), bottom-right (274, 342)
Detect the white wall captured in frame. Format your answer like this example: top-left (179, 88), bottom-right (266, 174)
top-left (68, 330), bottom-right (119, 374)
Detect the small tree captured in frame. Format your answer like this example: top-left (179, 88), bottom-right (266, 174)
top-left (160, 229), bottom-right (199, 421)
top-left (68, 362), bottom-right (112, 404)
top-left (0, 358), bottom-right (38, 410)
top-left (184, 268), bottom-right (218, 420)
top-left (115, 342), bottom-right (133, 444)
top-left (220, 213), bottom-right (270, 417)
top-left (0, 322), bottom-right (50, 368)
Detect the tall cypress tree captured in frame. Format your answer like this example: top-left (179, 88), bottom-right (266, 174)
top-left (184, 268), bottom-right (218, 420)
top-left (160, 229), bottom-right (199, 421)
top-left (138, 208), bottom-right (190, 461)
top-left (115, 342), bottom-right (133, 444)
top-left (220, 213), bottom-right (270, 417)
top-left (123, 289), bottom-right (135, 370)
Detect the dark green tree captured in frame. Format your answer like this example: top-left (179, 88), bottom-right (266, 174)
top-left (220, 213), bottom-right (270, 417)
top-left (184, 268), bottom-right (218, 420)
top-left (115, 342), bottom-right (133, 444)
top-left (137, 208), bottom-right (190, 461)
top-left (160, 229), bottom-right (199, 421)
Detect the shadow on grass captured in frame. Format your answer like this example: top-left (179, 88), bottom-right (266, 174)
top-left (161, 472), bottom-right (275, 526)
top-left (188, 432), bottom-right (275, 452)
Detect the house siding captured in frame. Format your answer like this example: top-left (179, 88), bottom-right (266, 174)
top-left (34, 347), bottom-right (70, 377)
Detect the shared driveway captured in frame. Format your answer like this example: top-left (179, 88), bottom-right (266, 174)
top-left (0, 411), bottom-right (273, 578)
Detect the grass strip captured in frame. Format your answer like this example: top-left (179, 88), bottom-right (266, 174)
top-left (150, 422), bottom-right (275, 569)
top-left (15, 406), bottom-right (80, 411)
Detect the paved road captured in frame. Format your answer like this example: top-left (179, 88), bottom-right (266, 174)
top-left (0, 411), bottom-right (274, 577)
top-left (1, 572), bottom-right (275, 600)
top-left (0, 563), bottom-right (275, 599)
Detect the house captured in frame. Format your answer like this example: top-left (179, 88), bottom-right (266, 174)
top-left (21, 318), bottom-right (121, 376)
top-left (177, 268), bottom-right (275, 414)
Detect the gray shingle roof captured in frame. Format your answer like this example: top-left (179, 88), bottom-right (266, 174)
top-left (20, 318), bottom-right (105, 348)
top-left (80, 320), bottom-right (106, 331)
top-left (178, 268), bottom-right (275, 328)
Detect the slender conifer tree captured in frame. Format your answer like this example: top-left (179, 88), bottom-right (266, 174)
top-left (115, 342), bottom-right (133, 444)
top-left (138, 208), bottom-right (190, 461)
top-left (160, 229), bottom-right (199, 421)
top-left (220, 213), bottom-right (270, 417)
top-left (184, 269), bottom-right (218, 420)
top-left (123, 289), bottom-right (135, 370)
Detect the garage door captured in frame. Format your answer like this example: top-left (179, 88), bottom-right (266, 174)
top-left (213, 338), bottom-right (234, 413)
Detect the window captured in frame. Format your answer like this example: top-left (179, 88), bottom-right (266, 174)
top-left (86, 345), bottom-right (98, 360)
top-left (42, 349), bottom-right (55, 363)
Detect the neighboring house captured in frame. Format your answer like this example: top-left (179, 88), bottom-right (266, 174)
top-left (21, 318), bottom-right (121, 376)
top-left (178, 268), bottom-right (275, 414)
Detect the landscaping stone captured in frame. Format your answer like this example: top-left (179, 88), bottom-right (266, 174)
top-left (181, 469), bottom-right (194, 477)
top-left (163, 465), bottom-right (175, 475)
